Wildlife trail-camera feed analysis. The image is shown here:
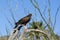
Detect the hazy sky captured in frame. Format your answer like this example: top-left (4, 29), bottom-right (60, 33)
top-left (0, 0), bottom-right (60, 36)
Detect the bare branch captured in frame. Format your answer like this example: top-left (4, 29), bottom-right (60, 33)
top-left (42, 6), bottom-right (47, 20)
top-left (5, 24), bottom-right (10, 35)
top-left (48, 8), bottom-right (51, 25)
top-left (30, 0), bottom-right (47, 25)
top-left (48, 0), bottom-right (53, 28)
top-left (7, 2), bottom-right (16, 24)
top-left (9, 8), bottom-right (16, 24)
top-left (53, 6), bottom-right (60, 30)
top-left (4, 14), bottom-right (13, 27)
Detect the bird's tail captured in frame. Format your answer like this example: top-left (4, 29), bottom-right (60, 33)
top-left (15, 22), bottom-right (18, 26)
top-left (14, 22), bottom-right (18, 28)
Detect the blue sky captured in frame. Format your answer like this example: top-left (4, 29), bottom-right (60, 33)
top-left (0, 0), bottom-right (60, 36)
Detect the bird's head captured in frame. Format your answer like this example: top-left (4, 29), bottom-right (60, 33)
top-left (26, 14), bottom-right (32, 17)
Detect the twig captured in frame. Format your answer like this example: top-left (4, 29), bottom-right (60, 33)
top-left (3, 14), bottom-right (13, 27)
top-left (53, 6), bottom-right (60, 30)
top-left (30, 0), bottom-right (47, 25)
top-left (48, 0), bottom-right (53, 28)
top-left (9, 8), bottom-right (16, 24)
top-left (42, 6), bottom-right (47, 20)
top-left (7, 2), bottom-right (16, 24)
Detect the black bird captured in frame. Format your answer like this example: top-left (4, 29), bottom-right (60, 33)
top-left (14, 14), bottom-right (32, 29)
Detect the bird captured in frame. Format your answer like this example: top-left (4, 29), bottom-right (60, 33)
top-left (14, 14), bottom-right (32, 29)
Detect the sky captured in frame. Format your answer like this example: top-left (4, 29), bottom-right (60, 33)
top-left (0, 0), bottom-right (60, 36)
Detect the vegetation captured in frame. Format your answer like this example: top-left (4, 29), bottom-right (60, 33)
top-left (0, 0), bottom-right (60, 40)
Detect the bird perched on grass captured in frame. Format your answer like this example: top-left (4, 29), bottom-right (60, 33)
top-left (14, 14), bottom-right (32, 30)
